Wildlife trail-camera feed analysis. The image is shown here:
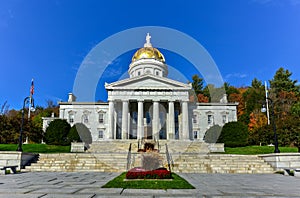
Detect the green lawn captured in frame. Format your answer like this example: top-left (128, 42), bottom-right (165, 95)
top-left (0, 143), bottom-right (298, 155)
top-left (224, 146), bottom-right (298, 155)
top-left (0, 144), bottom-right (70, 153)
top-left (102, 172), bottom-right (195, 189)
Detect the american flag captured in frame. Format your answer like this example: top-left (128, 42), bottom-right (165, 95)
top-left (30, 79), bottom-right (34, 96)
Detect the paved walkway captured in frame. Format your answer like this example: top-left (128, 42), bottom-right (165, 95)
top-left (0, 172), bottom-right (300, 197)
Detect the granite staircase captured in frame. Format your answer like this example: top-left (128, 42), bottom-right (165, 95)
top-left (24, 141), bottom-right (275, 174)
top-left (24, 153), bottom-right (128, 172)
top-left (171, 154), bottom-right (275, 174)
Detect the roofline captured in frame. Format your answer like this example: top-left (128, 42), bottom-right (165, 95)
top-left (59, 102), bottom-right (108, 105)
top-left (196, 102), bottom-right (239, 106)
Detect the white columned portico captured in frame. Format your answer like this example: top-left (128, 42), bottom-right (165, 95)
top-left (108, 100), bottom-right (115, 139)
top-left (121, 100), bottom-right (129, 139)
top-left (182, 101), bottom-right (189, 140)
top-left (168, 101), bottom-right (175, 139)
top-left (152, 100), bottom-right (159, 140)
top-left (137, 100), bottom-right (144, 139)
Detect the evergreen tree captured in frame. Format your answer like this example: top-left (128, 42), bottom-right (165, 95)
top-left (68, 125), bottom-right (82, 143)
top-left (269, 67), bottom-right (298, 95)
top-left (44, 119), bottom-right (71, 145)
top-left (191, 74), bottom-right (204, 96)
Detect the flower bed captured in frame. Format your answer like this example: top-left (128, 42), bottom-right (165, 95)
top-left (126, 167), bottom-right (171, 179)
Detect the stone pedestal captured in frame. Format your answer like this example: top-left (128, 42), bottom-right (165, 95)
top-left (71, 142), bottom-right (85, 153)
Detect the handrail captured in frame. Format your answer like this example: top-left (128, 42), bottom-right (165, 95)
top-left (165, 143), bottom-right (172, 172)
top-left (126, 143), bottom-right (132, 170)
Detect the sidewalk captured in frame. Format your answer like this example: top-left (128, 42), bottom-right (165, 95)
top-left (0, 172), bottom-right (300, 197)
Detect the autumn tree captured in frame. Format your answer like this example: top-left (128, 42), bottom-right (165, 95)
top-left (242, 78), bottom-right (265, 123)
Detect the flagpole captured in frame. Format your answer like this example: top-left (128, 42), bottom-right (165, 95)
top-left (265, 81), bottom-right (270, 125)
top-left (28, 79), bottom-right (34, 121)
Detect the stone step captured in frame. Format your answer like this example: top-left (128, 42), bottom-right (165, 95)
top-left (24, 150), bottom-right (275, 174)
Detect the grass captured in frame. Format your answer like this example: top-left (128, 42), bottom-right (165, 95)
top-left (0, 144), bottom-right (70, 153)
top-left (102, 172), bottom-right (195, 189)
top-left (0, 144), bottom-right (298, 155)
top-left (224, 146), bottom-right (298, 155)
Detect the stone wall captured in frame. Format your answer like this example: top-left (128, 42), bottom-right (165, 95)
top-left (0, 151), bottom-right (22, 170)
top-left (259, 153), bottom-right (300, 170)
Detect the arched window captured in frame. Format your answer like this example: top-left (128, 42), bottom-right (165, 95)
top-left (82, 114), bottom-right (89, 123)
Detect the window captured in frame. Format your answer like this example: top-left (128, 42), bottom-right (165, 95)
top-left (69, 114), bottom-right (74, 123)
top-left (194, 131), bottom-right (198, 139)
top-left (159, 112), bottom-right (165, 124)
top-left (175, 110), bottom-right (179, 123)
top-left (208, 115), bottom-right (213, 125)
top-left (156, 71), bottom-right (159, 76)
top-left (98, 130), bottom-right (103, 139)
top-left (132, 112), bottom-right (137, 124)
top-left (83, 114), bottom-right (88, 123)
top-left (146, 111), bottom-right (151, 124)
top-left (222, 115), bottom-right (227, 124)
top-left (137, 71), bottom-right (141, 76)
top-left (193, 114), bottom-right (197, 124)
top-left (98, 113), bottom-right (104, 123)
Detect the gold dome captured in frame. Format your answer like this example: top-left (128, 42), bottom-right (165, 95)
top-left (132, 47), bottom-right (165, 63)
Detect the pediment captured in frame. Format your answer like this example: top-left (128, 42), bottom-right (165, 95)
top-left (105, 74), bottom-right (191, 91)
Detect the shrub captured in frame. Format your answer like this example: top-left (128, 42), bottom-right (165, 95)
top-left (217, 121), bottom-right (249, 147)
top-left (126, 167), bottom-right (171, 179)
top-left (67, 125), bottom-right (82, 144)
top-left (44, 119), bottom-right (71, 145)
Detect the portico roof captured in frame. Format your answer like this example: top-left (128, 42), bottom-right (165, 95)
top-left (105, 74), bottom-right (192, 91)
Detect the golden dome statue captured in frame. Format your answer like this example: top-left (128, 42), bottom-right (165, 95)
top-left (131, 33), bottom-right (165, 63)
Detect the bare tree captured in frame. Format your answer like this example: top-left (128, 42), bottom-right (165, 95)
top-left (0, 101), bottom-right (9, 115)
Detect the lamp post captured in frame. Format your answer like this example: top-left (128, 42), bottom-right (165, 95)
top-left (16, 96), bottom-right (35, 152)
top-left (261, 97), bottom-right (280, 153)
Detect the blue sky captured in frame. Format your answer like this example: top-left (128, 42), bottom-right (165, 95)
top-left (1, 0), bottom-right (300, 110)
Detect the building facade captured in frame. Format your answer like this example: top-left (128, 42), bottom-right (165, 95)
top-left (43, 34), bottom-right (238, 142)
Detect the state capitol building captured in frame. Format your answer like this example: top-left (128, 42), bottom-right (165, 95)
top-left (43, 34), bottom-right (238, 143)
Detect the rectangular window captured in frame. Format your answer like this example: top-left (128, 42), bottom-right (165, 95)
top-left (175, 110), bottom-right (179, 123)
top-left (208, 115), bottom-right (213, 124)
top-left (194, 131), bottom-right (198, 139)
top-left (98, 113), bottom-right (104, 123)
top-left (98, 130), bottom-right (103, 139)
top-left (69, 114), bottom-right (74, 123)
top-left (133, 112), bottom-right (138, 124)
top-left (222, 115), bottom-right (227, 124)
top-left (146, 111), bottom-right (151, 124)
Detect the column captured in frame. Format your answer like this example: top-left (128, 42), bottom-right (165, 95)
top-left (181, 101), bottom-right (189, 140)
top-left (121, 100), bottom-right (129, 139)
top-left (137, 100), bottom-right (144, 140)
top-left (168, 101), bottom-right (175, 139)
top-left (152, 100), bottom-right (159, 140)
top-left (108, 100), bottom-right (114, 139)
